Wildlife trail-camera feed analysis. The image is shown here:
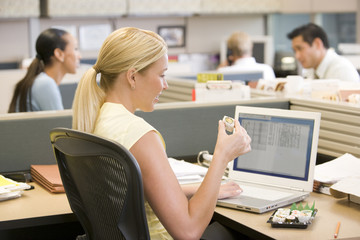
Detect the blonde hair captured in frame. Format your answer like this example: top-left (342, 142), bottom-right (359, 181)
top-left (227, 32), bottom-right (253, 57)
top-left (72, 27), bottom-right (167, 132)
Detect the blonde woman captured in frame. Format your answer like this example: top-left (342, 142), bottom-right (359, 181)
top-left (72, 27), bottom-right (251, 240)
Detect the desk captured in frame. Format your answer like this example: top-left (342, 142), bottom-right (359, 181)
top-left (214, 192), bottom-right (360, 240)
top-left (0, 182), bottom-right (75, 231)
top-left (1, 183), bottom-right (360, 240)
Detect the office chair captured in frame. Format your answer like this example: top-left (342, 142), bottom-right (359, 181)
top-left (50, 128), bottom-right (150, 240)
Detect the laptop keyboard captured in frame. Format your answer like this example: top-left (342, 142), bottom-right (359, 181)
top-left (240, 185), bottom-right (293, 201)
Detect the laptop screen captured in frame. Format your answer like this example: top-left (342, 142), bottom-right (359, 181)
top-left (233, 108), bottom-right (316, 182)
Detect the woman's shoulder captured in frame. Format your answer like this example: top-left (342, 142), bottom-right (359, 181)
top-left (32, 72), bottom-right (59, 94)
top-left (100, 103), bottom-right (150, 126)
top-left (33, 72), bottom-right (57, 87)
top-left (95, 103), bottom-right (157, 149)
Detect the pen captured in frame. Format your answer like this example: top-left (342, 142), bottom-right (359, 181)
top-left (334, 221), bottom-right (340, 239)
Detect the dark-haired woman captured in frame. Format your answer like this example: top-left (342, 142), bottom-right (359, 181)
top-left (8, 28), bottom-right (81, 113)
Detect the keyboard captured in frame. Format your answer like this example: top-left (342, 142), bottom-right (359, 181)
top-left (240, 185), bottom-right (293, 201)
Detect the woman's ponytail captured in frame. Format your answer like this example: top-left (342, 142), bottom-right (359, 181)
top-left (72, 67), bottom-right (105, 132)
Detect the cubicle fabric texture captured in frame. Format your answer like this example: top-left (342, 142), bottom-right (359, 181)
top-left (30, 165), bottom-right (64, 193)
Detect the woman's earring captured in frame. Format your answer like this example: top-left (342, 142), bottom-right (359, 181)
top-left (131, 85), bottom-right (135, 90)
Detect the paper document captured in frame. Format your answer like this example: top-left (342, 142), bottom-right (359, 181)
top-left (168, 158), bottom-right (208, 184)
top-left (330, 176), bottom-right (360, 204)
top-left (330, 177), bottom-right (360, 197)
top-left (0, 175), bottom-right (31, 201)
top-left (314, 153), bottom-right (360, 184)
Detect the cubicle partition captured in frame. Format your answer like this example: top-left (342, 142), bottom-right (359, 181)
top-left (1, 96), bottom-right (359, 175)
top-left (0, 110), bottom-right (73, 173)
top-left (173, 71), bottom-right (263, 82)
top-left (290, 98), bottom-right (360, 159)
top-left (59, 83), bottom-right (78, 109)
top-left (161, 71), bottom-right (263, 103)
top-left (0, 99), bottom-right (289, 174)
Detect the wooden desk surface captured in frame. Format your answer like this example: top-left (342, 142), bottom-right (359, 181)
top-left (214, 192), bottom-right (360, 240)
top-left (0, 182), bottom-right (74, 230)
top-left (1, 183), bottom-right (360, 240)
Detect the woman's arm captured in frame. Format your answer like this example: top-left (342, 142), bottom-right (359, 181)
top-left (130, 120), bottom-right (250, 240)
top-left (182, 181), bottom-right (242, 200)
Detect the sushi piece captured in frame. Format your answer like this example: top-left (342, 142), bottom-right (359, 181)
top-left (286, 215), bottom-right (296, 223)
top-left (272, 215), bottom-right (286, 223)
top-left (223, 116), bottom-right (235, 133)
top-left (297, 210), bottom-right (312, 223)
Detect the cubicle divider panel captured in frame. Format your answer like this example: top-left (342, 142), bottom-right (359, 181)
top-left (0, 112), bottom-right (72, 173)
top-left (59, 83), bottom-right (78, 109)
top-left (174, 71), bottom-right (263, 83)
top-left (0, 99), bottom-right (289, 173)
top-left (290, 99), bottom-right (360, 159)
top-left (160, 78), bottom-right (194, 103)
top-left (161, 71), bottom-right (264, 103)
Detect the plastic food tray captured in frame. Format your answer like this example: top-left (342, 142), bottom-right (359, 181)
top-left (267, 209), bottom-right (318, 229)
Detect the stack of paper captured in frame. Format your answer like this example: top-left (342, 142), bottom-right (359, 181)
top-left (314, 153), bottom-right (360, 195)
top-left (31, 165), bottom-right (64, 193)
top-left (330, 176), bottom-right (360, 204)
top-left (0, 175), bottom-right (31, 201)
top-left (168, 158), bottom-right (208, 184)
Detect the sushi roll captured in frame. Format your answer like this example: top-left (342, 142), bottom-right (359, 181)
top-left (276, 208), bottom-right (290, 216)
top-left (301, 210), bottom-right (313, 216)
top-left (297, 211), bottom-right (312, 223)
top-left (290, 210), bottom-right (301, 217)
top-left (286, 215), bottom-right (296, 223)
top-left (272, 215), bottom-right (286, 223)
top-left (272, 208), bottom-right (290, 223)
top-left (223, 116), bottom-right (235, 133)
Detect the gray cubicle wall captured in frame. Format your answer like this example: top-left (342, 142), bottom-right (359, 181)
top-left (59, 83), bottom-right (78, 109)
top-left (0, 112), bottom-right (72, 173)
top-left (0, 99), bottom-right (289, 173)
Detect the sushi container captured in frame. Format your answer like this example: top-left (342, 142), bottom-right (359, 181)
top-left (267, 208), bottom-right (318, 229)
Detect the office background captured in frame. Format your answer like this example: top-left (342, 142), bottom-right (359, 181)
top-left (0, 0), bottom-right (359, 70)
top-left (1, 2), bottom-right (360, 239)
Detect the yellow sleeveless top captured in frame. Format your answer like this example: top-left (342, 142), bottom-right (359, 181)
top-left (94, 102), bottom-right (172, 239)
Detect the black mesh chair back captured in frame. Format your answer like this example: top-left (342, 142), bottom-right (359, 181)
top-left (50, 128), bottom-right (150, 240)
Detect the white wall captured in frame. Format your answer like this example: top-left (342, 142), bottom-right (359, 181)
top-left (0, 20), bottom-right (30, 62)
top-left (187, 15), bottom-right (265, 53)
top-left (0, 15), bottom-right (266, 63)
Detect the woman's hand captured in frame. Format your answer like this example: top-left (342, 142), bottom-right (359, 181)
top-left (218, 181), bottom-right (242, 199)
top-left (214, 119), bottom-right (251, 164)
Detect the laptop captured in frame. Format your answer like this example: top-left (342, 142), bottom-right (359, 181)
top-left (217, 106), bottom-right (321, 213)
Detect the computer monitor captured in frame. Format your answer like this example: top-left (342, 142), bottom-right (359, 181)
top-left (220, 35), bottom-right (274, 67)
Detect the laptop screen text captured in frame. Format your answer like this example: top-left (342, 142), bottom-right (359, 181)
top-left (234, 113), bottom-right (314, 181)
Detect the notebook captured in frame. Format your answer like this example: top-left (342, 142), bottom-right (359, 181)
top-left (217, 106), bottom-right (321, 213)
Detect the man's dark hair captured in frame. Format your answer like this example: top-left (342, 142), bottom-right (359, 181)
top-left (287, 23), bottom-right (329, 49)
